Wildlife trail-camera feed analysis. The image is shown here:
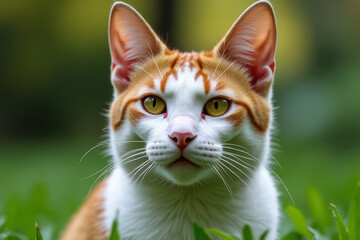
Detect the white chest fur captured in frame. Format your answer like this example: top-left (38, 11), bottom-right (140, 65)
top-left (102, 165), bottom-right (279, 240)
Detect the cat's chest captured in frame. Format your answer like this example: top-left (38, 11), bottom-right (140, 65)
top-left (101, 168), bottom-right (270, 240)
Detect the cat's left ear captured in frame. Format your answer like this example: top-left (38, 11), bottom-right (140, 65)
top-left (108, 2), bottom-right (165, 93)
top-left (214, 1), bottom-right (277, 96)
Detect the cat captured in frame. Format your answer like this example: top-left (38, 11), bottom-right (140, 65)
top-left (61, 1), bottom-right (279, 239)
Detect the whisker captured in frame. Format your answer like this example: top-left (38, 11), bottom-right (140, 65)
top-left (82, 161), bottom-right (114, 180)
top-left (87, 164), bottom-right (113, 195)
top-left (210, 165), bottom-right (234, 201)
top-left (215, 161), bottom-right (234, 182)
top-left (223, 143), bottom-right (283, 171)
top-left (80, 140), bottom-right (146, 164)
top-left (128, 160), bottom-right (151, 189)
top-left (127, 159), bottom-right (149, 179)
top-left (214, 62), bottom-right (234, 82)
top-left (222, 152), bottom-right (257, 173)
top-left (116, 154), bottom-right (147, 168)
top-left (119, 149), bottom-right (146, 163)
top-left (146, 41), bottom-right (163, 79)
top-left (137, 65), bottom-right (156, 80)
top-left (270, 153), bottom-right (283, 172)
top-left (218, 160), bottom-right (257, 215)
top-left (210, 40), bottom-right (232, 80)
top-left (136, 162), bottom-right (155, 190)
top-left (270, 168), bottom-right (295, 206)
top-left (222, 146), bottom-right (259, 162)
top-left (218, 159), bottom-right (255, 194)
top-left (79, 142), bottom-right (108, 163)
top-left (87, 151), bottom-right (147, 194)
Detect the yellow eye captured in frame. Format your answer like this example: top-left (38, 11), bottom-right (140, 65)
top-left (204, 97), bottom-right (230, 117)
top-left (143, 96), bottom-right (166, 114)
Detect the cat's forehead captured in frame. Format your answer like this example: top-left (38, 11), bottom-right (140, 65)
top-left (162, 52), bottom-right (208, 99)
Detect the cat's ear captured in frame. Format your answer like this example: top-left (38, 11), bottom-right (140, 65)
top-left (214, 1), bottom-right (277, 96)
top-left (109, 2), bottom-right (165, 93)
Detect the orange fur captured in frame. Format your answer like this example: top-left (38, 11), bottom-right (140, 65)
top-left (110, 50), bottom-right (270, 132)
top-left (128, 103), bottom-right (145, 126)
top-left (61, 181), bottom-right (107, 240)
top-left (225, 106), bottom-right (246, 129)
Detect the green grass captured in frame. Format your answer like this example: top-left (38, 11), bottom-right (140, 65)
top-left (1, 184), bottom-right (359, 239)
top-left (0, 139), bottom-right (359, 239)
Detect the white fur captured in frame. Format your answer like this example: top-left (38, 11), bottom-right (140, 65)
top-left (102, 63), bottom-right (279, 239)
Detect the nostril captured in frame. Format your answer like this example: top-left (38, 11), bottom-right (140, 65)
top-left (169, 132), bottom-right (196, 151)
top-left (170, 136), bottom-right (178, 144)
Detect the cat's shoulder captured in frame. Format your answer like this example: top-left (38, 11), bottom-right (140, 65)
top-left (60, 180), bottom-right (108, 240)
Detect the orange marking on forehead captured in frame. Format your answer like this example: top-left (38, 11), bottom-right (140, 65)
top-left (160, 53), bottom-right (179, 92)
top-left (195, 55), bottom-right (210, 94)
top-left (171, 54), bottom-right (180, 68)
top-left (215, 81), bottom-right (226, 91)
top-left (160, 52), bottom-right (212, 94)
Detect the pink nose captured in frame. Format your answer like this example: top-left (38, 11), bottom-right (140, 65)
top-left (169, 132), bottom-right (196, 151)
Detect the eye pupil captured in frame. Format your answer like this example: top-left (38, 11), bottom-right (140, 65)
top-left (204, 97), bottom-right (229, 117)
top-left (143, 96), bottom-right (166, 115)
top-left (214, 100), bottom-right (219, 110)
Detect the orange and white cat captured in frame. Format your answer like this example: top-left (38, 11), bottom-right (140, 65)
top-left (62, 1), bottom-right (279, 239)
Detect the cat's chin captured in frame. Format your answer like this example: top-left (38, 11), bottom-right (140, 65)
top-left (156, 157), bottom-right (209, 185)
top-left (168, 157), bottom-right (200, 168)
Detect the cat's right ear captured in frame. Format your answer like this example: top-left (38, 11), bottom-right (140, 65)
top-left (213, 1), bottom-right (277, 97)
top-left (108, 2), bottom-right (165, 93)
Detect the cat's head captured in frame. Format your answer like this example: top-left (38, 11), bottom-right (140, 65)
top-left (108, 1), bottom-right (277, 186)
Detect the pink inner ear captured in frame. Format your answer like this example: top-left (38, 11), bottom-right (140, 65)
top-left (250, 64), bottom-right (274, 94)
top-left (112, 59), bottom-right (137, 81)
top-left (111, 54), bottom-right (137, 91)
top-left (248, 60), bottom-right (275, 89)
top-left (247, 23), bottom-right (276, 94)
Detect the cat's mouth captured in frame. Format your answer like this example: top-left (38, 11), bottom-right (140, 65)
top-left (168, 157), bottom-right (200, 168)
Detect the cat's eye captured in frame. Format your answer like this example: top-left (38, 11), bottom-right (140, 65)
top-left (143, 96), bottom-right (166, 115)
top-left (203, 97), bottom-right (230, 117)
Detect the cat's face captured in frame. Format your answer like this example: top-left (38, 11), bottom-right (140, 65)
top-left (108, 1), bottom-right (276, 186)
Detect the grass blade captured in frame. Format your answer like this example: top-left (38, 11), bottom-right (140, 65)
top-left (35, 221), bottom-right (43, 240)
top-left (259, 230), bottom-right (269, 240)
top-left (242, 225), bottom-right (254, 240)
top-left (330, 203), bottom-right (348, 240)
top-left (348, 183), bottom-right (360, 240)
top-left (280, 231), bottom-right (302, 240)
top-left (193, 222), bottom-right (211, 240)
top-left (206, 228), bottom-right (239, 240)
top-left (285, 205), bottom-right (313, 238)
top-left (109, 216), bottom-right (120, 240)
top-left (306, 186), bottom-right (329, 232)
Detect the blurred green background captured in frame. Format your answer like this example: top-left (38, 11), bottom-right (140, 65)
top-left (1, 0), bottom-right (359, 238)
